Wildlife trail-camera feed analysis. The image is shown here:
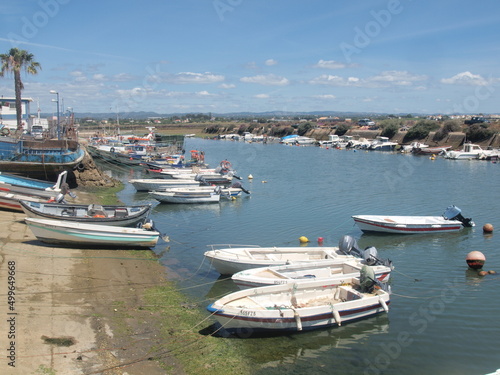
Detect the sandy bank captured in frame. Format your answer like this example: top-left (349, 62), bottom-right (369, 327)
top-left (0, 209), bottom-right (182, 375)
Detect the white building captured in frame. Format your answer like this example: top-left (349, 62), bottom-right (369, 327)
top-left (0, 97), bottom-right (34, 130)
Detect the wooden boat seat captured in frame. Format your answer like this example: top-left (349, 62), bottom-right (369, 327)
top-left (87, 204), bottom-right (107, 217)
top-left (114, 208), bottom-right (128, 218)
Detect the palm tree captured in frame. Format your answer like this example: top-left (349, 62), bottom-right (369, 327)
top-left (0, 48), bottom-right (41, 132)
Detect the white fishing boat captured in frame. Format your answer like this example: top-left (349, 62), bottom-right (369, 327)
top-left (232, 259), bottom-right (392, 289)
top-left (25, 218), bottom-right (160, 248)
top-left (368, 136), bottom-right (398, 151)
top-left (0, 191), bottom-right (52, 212)
top-left (352, 205), bottom-right (474, 234)
top-left (129, 178), bottom-right (202, 191)
top-left (20, 201), bottom-right (152, 227)
top-left (149, 187), bottom-right (223, 204)
top-left (207, 268), bottom-right (390, 334)
top-left (164, 186), bottom-right (244, 197)
top-left (443, 143), bottom-right (498, 160)
top-left (204, 236), bottom-right (392, 275)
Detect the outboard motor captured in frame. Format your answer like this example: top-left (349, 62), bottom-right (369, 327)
top-left (443, 205), bottom-right (475, 227)
top-left (360, 265), bottom-right (391, 294)
top-left (363, 246), bottom-right (379, 266)
top-left (338, 235), bottom-right (362, 257)
top-left (230, 181), bottom-right (250, 194)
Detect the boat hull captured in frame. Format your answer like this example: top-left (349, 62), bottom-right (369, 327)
top-left (352, 215), bottom-right (463, 234)
top-left (25, 218), bottom-right (159, 248)
top-left (20, 201), bottom-right (152, 226)
top-left (207, 281), bottom-right (390, 333)
top-left (204, 246), bottom-right (357, 275)
top-left (150, 191), bottom-right (221, 204)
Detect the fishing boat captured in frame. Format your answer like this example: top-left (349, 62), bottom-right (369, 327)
top-left (352, 205), bottom-right (474, 234)
top-left (0, 191), bottom-right (54, 212)
top-left (204, 236), bottom-right (392, 275)
top-left (129, 178), bottom-right (202, 191)
top-left (0, 137), bottom-right (85, 180)
top-left (20, 201), bottom-right (152, 227)
top-left (207, 267), bottom-right (390, 334)
top-left (231, 259), bottom-right (392, 289)
top-left (443, 143), bottom-right (498, 160)
top-left (368, 136), bottom-right (398, 151)
top-left (0, 171), bottom-right (68, 198)
top-left (25, 218), bottom-right (160, 248)
top-left (163, 185), bottom-right (245, 197)
top-left (149, 188), bottom-right (223, 204)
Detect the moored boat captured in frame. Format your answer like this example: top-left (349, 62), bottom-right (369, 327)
top-left (204, 236), bottom-right (392, 275)
top-left (207, 268), bottom-right (390, 334)
top-left (352, 205), bottom-right (474, 234)
top-left (20, 201), bottom-right (152, 226)
top-left (25, 218), bottom-right (160, 248)
top-left (231, 259), bottom-right (392, 289)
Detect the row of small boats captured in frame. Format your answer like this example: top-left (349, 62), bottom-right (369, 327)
top-left (203, 236), bottom-right (393, 334)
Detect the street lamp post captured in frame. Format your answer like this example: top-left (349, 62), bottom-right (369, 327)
top-left (50, 90), bottom-right (60, 140)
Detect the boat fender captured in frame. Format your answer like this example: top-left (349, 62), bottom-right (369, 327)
top-left (379, 297), bottom-right (389, 313)
top-left (292, 308), bottom-right (303, 331)
top-left (1, 127), bottom-right (10, 136)
top-left (332, 307), bottom-right (342, 326)
top-left (110, 147), bottom-right (115, 153)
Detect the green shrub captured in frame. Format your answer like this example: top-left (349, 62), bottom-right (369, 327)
top-left (335, 123), bottom-right (350, 136)
top-left (403, 119), bottom-right (440, 142)
top-left (465, 124), bottom-right (495, 142)
top-left (297, 122), bottom-right (312, 136)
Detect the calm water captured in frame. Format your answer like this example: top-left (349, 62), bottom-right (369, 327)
top-left (102, 138), bottom-right (500, 375)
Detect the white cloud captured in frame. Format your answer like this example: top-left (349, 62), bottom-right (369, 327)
top-left (440, 71), bottom-right (489, 86)
top-left (309, 70), bottom-right (426, 88)
top-left (367, 71), bottom-right (427, 86)
top-left (164, 72), bottom-right (225, 84)
top-left (313, 94), bottom-right (337, 99)
top-left (265, 59), bottom-right (278, 66)
top-left (240, 74), bottom-right (289, 86)
top-left (254, 94), bottom-right (270, 98)
top-left (219, 83), bottom-right (236, 89)
top-left (313, 60), bottom-right (348, 69)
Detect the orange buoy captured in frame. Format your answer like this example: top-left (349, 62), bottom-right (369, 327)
top-left (483, 223), bottom-right (494, 233)
top-left (466, 251), bottom-right (486, 270)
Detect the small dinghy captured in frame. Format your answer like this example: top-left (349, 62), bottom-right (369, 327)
top-left (20, 201), bottom-right (152, 227)
top-left (232, 259), bottom-right (392, 289)
top-left (352, 205), bottom-right (474, 234)
top-left (207, 265), bottom-right (390, 335)
top-left (204, 235), bottom-right (392, 275)
top-left (25, 218), bottom-right (161, 248)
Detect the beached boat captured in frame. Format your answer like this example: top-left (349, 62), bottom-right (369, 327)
top-left (20, 201), bottom-right (152, 226)
top-left (25, 218), bottom-right (160, 248)
top-left (368, 136), bottom-right (398, 151)
top-left (400, 142), bottom-right (429, 153)
top-left (207, 269), bottom-right (390, 334)
top-left (0, 170), bottom-right (68, 198)
top-left (204, 236), bottom-right (391, 275)
top-left (414, 145), bottom-right (451, 155)
top-left (0, 191), bottom-right (52, 212)
top-left (0, 137), bottom-right (85, 180)
top-left (232, 259), bottom-right (392, 289)
top-left (352, 205), bottom-right (474, 234)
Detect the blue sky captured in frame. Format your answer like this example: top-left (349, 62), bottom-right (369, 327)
top-left (1, 0), bottom-right (500, 115)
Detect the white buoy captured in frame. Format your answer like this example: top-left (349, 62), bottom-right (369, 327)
top-left (248, 174), bottom-right (253, 179)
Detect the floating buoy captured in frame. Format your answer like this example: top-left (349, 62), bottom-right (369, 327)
top-left (248, 174), bottom-right (253, 179)
top-left (478, 270), bottom-right (488, 276)
top-left (261, 180), bottom-right (267, 183)
top-left (317, 237), bottom-right (324, 244)
top-left (299, 236), bottom-right (309, 243)
top-left (483, 223), bottom-right (494, 233)
top-left (466, 251), bottom-right (486, 269)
